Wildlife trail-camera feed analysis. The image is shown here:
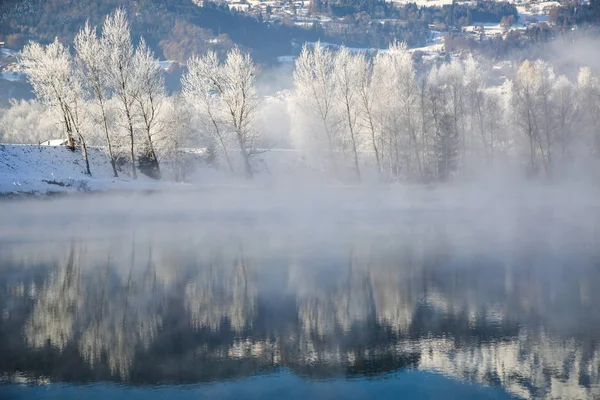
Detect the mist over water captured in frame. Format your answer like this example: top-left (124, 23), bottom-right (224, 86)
top-left (1, 185), bottom-right (600, 399)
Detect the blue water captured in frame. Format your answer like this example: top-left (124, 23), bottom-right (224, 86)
top-left (1, 370), bottom-right (518, 400)
top-left (2, 192), bottom-right (600, 399)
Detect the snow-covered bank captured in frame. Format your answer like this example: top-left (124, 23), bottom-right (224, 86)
top-left (0, 144), bottom-right (320, 197)
top-left (0, 144), bottom-right (184, 196)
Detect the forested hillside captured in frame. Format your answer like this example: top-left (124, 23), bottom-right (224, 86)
top-left (0, 0), bottom-right (325, 62)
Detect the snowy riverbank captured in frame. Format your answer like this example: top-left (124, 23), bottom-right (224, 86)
top-left (0, 144), bottom-right (194, 196)
top-left (0, 144), bottom-right (321, 197)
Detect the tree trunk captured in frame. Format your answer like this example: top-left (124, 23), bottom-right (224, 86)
top-left (145, 127), bottom-right (161, 179)
top-left (66, 106), bottom-right (91, 176)
top-left (125, 108), bottom-right (137, 179)
top-left (367, 119), bottom-right (381, 177)
top-left (63, 111), bottom-right (75, 150)
top-left (406, 110), bottom-right (423, 181)
top-left (236, 132), bottom-right (253, 179)
top-left (347, 124), bottom-right (360, 181)
top-left (80, 136), bottom-right (91, 175)
top-left (324, 125), bottom-right (338, 178)
top-left (345, 99), bottom-right (361, 180)
top-left (362, 97), bottom-right (381, 177)
top-left (100, 101), bottom-right (118, 178)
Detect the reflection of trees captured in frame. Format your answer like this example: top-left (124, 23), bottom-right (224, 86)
top-left (4, 234), bottom-right (600, 398)
top-left (185, 246), bottom-right (256, 333)
top-left (78, 244), bottom-right (163, 378)
top-left (295, 246), bottom-right (419, 338)
top-left (23, 241), bottom-right (163, 379)
top-left (24, 246), bottom-right (80, 351)
top-left (418, 333), bottom-right (600, 399)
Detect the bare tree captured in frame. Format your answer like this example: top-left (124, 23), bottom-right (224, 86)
top-left (536, 60), bottom-right (556, 172)
top-left (183, 48), bottom-right (261, 178)
top-left (577, 67), bottom-right (600, 158)
top-left (133, 37), bottom-right (164, 179)
top-left (183, 51), bottom-right (235, 173)
top-left (510, 60), bottom-right (542, 175)
top-left (438, 59), bottom-right (465, 177)
top-left (481, 89), bottom-right (506, 166)
top-left (416, 75), bottom-right (433, 180)
top-left (292, 42), bottom-right (340, 176)
top-left (355, 53), bottom-right (382, 177)
top-left (552, 75), bottom-right (579, 164)
top-left (159, 95), bottom-right (195, 182)
top-left (391, 42), bottom-right (421, 180)
top-left (334, 47), bottom-right (362, 180)
top-left (20, 38), bottom-right (91, 175)
top-left (463, 55), bottom-right (489, 166)
top-left (427, 66), bottom-right (458, 181)
top-left (216, 48), bottom-right (261, 178)
top-left (102, 9), bottom-right (138, 179)
top-left (74, 21), bottom-right (118, 177)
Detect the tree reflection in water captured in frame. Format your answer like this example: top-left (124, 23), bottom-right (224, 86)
top-left (1, 223), bottom-right (600, 399)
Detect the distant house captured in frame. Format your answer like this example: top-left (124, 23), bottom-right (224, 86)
top-left (40, 139), bottom-right (68, 146)
top-left (228, 2), bottom-right (251, 12)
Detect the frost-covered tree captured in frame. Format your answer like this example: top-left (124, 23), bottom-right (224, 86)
top-left (182, 51), bottom-right (235, 173)
top-left (217, 48), bottom-right (261, 178)
top-left (463, 55), bottom-right (488, 165)
top-left (133, 37), bottom-right (165, 179)
top-left (334, 47), bottom-right (363, 179)
top-left (416, 75), bottom-right (434, 179)
top-left (183, 48), bottom-right (261, 178)
top-left (437, 59), bottom-right (465, 177)
top-left (102, 9), bottom-right (138, 179)
top-left (426, 66), bottom-right (458, 181)
top-left (510, 60), bottom-right (542, 174)
top-left (355, 54), bottom-right (382, 176)
top-left (509, 60), bottom-right (558, 175)
top-left (577, 67), bottom-right (600, 157)
top-left (536, 60), bottom-right (556, 172)
top-left (551, 75), bottom-right (579, 164)
top-left (20, 38), bottom-right (91, 175)
top-left (74, 22), bottom-right (118, 177)
top-left (375, 42), bottom-right (421, 180)
top-left (482, 89), bottom-right (508, 165)
top-left (158, 95), bottom-right (196, 182)
top-left (292, 42), bottom-right (340, 175)
top-left (0, 100), bottom-right (57, 144)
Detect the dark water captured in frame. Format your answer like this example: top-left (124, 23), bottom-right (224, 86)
top-left (1, 190), bottom-right (600, 399)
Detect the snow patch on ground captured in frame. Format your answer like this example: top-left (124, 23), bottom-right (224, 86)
top-left (0, 144), bottom-right (167, 195)
top-left (303, 30), bottom-right (444, 57)
top-left (0, 144), bottom-right (322, 196)
top-left (516, 1), bottom-right (557, 23)
top-left (409, 31), bottom-right (445, 59)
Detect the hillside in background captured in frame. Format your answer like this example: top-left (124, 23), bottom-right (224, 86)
top-left (0, 0), bottom-right (327, 63)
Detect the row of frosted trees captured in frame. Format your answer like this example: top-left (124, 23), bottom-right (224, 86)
top-left (14, 10), bottom-right (600, 182)
top-left (290, 42), bottom-right (600, 181)
top-left (19, 9), bottom-right (261, 180)
top-left (20, 9), bottom-right (168, 179)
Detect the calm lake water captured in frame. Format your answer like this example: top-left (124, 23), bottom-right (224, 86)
top-left (1, 188), bottom-right (599, 399)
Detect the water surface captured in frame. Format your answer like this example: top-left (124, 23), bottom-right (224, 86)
top-left (1, 188), bottom-right (599, 399)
